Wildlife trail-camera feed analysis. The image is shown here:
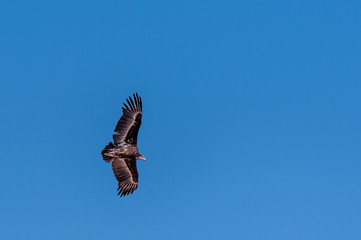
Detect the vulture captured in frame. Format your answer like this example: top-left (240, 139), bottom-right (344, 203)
top-left (101, 93), bottom-right (146, 197)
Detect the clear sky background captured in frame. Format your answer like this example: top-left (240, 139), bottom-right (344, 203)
top-left (1, 1), bottom-right (360, 239)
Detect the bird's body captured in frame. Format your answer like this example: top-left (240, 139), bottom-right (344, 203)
top-left (101, 93), bottom-right (146, 197)
top-left (103, 144), bottom-right (140, 160)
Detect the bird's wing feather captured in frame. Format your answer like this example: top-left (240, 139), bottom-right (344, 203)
top-left (113, 93), bottom-right (142, 146)
top-left (112, 157), bottom-right (138, 197)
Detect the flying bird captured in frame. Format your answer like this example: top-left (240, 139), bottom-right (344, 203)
top-left (101, 93), bottom-right (146, 197)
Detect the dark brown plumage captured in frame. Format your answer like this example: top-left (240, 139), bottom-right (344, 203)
top-left (101, 93), bottom-right (146, 197)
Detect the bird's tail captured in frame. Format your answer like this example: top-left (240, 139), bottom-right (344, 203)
top-left (101, 142), bottom-right (116, 162)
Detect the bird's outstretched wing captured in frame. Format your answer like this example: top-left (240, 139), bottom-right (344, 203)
top-left (112, 157), bottom-right (139, 197)
top-left (113, 93), bottom-right (142, 146)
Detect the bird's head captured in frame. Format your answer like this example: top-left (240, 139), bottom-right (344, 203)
top-left (137, 154), bottom-right (146, 161)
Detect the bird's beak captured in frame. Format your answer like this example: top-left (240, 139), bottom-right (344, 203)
top-left (138, 156), bottom-right (146, 161)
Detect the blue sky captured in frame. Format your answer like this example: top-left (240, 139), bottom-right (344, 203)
top-left (1, 0), bottom-right (361, 239)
